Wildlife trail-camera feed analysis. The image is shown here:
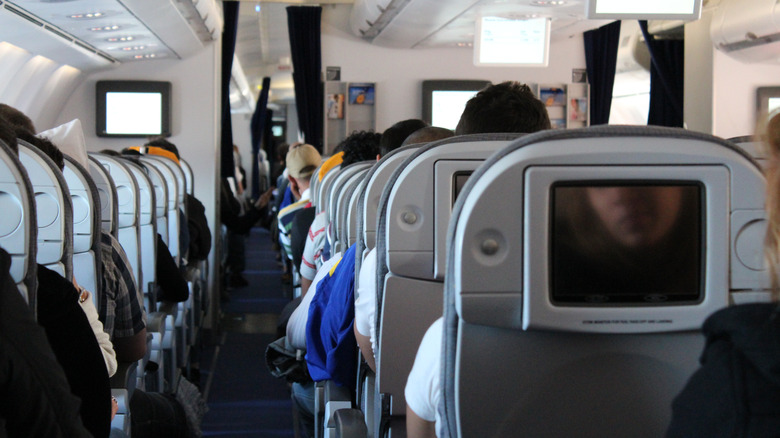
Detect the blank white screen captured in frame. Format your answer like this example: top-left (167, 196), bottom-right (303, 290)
top-left (596, 0), bottom-right (696, 14)
top-left (478, 17), bottom-right (547, 65)
top-left (769, 97), bottom-right (780, 114)
top-left (106, 92), bottom-right (162, 135)
top-left (432, 90), bottom-right (479, 130)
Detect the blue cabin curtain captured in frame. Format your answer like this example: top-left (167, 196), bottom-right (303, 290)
top-left (639, 21), bottom-right (684, 128)
top-left (251, 76), bottom-right (271, 199)
top-left (583, 20), bottom-right (621, 125)
top-left (220, 1), bottom-right (240, 179)
top-left (287, 6), bottom-right (323, 152)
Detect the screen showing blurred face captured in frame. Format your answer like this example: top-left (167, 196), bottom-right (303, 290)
top-left (585, 186), bottom-right (683, 249)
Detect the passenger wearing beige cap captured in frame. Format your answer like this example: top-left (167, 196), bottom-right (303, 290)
top-left (278, 144), bottom-right (322, 263)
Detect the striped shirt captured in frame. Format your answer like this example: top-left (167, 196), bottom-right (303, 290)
top-left (98, 231), bottom-right (146, 340)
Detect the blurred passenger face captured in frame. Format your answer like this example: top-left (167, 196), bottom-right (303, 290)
top-left (585, 186), bottom-right (683, 249)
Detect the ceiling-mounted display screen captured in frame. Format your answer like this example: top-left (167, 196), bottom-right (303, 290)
top-left (586, 0), bottom-right (702, 20)
top-left (422, 80), bottom-right (491, 130)
top-left (474, 16), bottom-right (550, 67)
top-left (96, 80), bottom-right (171, 138)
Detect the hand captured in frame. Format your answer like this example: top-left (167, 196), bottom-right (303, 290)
top-left (254, 186), bottom-right (275, 210)
top-left (111, 396), bottom-right (119, 420)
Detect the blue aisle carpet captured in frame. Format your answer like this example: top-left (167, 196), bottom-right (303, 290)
top-left (201, 227), bottom-right (295, 437)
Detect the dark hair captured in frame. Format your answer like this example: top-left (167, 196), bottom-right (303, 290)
top-left (338, 130), bottom-right (382, 167)
top-left (455, 82), bottom-right (551, 135)
top-left (145, 137), bottom-right (180, 159)
top-left (120, 147), bottom-right (142, 156)
top-left (100, 149), bottom-right (121, 157)
top-left (0, 116), bottom-right (18, 153)
top-left (380, 119), bottom-right (428, 156)
top-left (0, 104), bottom-right (35, 133)
top-left (401, 126), bottom-right (454, 146)
top-left (16, 129), bottom-right (64, 170)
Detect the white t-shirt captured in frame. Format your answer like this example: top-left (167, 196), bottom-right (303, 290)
top-left (353, 247), bottom-right (378, 356)
top-left (300, 211), bottom-right (329, 281)
top-left (405, 317), bottom-right (444, 436)
top-left (286, 252), bottom-right (342, 350)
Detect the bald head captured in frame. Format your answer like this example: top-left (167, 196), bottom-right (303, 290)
top-left (402, 126), bottom-right (454, 146)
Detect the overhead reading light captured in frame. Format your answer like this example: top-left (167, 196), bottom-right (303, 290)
top-left (530, 1), bottom-right (566, 5)
top-left (89, 25), bottom-right (120, 31)
top-left (120, 45), bottom-right (147, 51)
top-left (69, 12), bottom-right (105, 19)
top-left (134, 53), bottom-right (158, 59)
top-left (106, 36), bottom-right (134, 42)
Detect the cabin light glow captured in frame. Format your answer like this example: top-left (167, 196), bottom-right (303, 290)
top-left (90, 25), bottom-right (120, 32)
top-left (69, 12), bottom-right (105, 19)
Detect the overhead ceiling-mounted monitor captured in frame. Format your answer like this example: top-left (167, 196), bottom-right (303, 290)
top-left (96, 80), bottom-right (172, 138)
top-left (474, 16), bottom-right (551, 67)
top-left (422, 80), bottom-right (492, 130)
top-left (586, 0), bottom-right (702, 20)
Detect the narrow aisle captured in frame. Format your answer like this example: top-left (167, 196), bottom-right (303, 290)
top-left (201, 227), bottom-right (295, 437)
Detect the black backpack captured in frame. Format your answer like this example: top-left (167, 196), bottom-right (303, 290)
top-left (186, 194), bottom-right (212, 262)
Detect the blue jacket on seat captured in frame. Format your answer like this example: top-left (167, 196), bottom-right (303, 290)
top-left (305, 243), bottom-right (358, 386)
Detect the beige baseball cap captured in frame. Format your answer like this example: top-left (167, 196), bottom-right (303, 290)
top-left (286, 143), bottom-right (321, 179)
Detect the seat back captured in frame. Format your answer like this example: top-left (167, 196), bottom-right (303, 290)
top-left (309, 163), bottom-right (323, 207)
top-left (0, 139), bottom-right (37, 307)
top-left (327, 162), bottom-right (372, 254)
top-left (316, 164), bottom-right (341, 216)
top-left (331, 162), bottom-right (372, 253)
top-left (88, 156), bottom-right (119, 237)
top-left (90, 153), bottom-right (143, 293)
top-left (122, 159), bottom-right (157, 299)
top-left (146, 155), bottom-right (184, 264)
top-left (346, 177), bottom-right (367, 250)
top-left (354, 145), bottom-right (422, 286)
top-left (729, 135), bottom-right (767, 168)
top-left (179, 157), bottom-right (195, 195)
top-left (138, 157), bottom-right (170, 245)
top-left (374, 134), bottom-right (519, 421)
top-left (63, 155), bottom-right (102, 307)
top-left (18, 140), bottom-right (73, 280)
top-left (441, 126), bottom-right (768, 437)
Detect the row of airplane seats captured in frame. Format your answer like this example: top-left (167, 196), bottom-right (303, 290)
top-left (0, 130), bottom-right (205, 437)
top-left (285, 124), bottom-right (769, 438)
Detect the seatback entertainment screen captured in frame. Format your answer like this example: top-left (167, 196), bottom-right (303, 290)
top-left (551, 183), bottom-right (702, 304)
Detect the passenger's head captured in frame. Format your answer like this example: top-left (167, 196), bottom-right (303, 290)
top-left (0, 104), bottom-right (35, 133)
top-left (286, 143), bottom-right (321, 199)
top-left (145, 137), bottom-right (180, 160)
top-left (455, 81), bottom-right (551, 135)
top-left (762, 112), bottom-right (780, 297)
top-left (100, 149), bottom-right (121, 157)
top-left (120, 147), bottom-right (142, 156)
top-left (338, 130), bottom-right (382, 166)
top-left (380, 119), bottom-right (428, 156)
top-left (16, 129), bottom-right (65, 170)
top-left (401, 126), bottom-right (454, 146)
top-left (0, 116), bottom-right (18, 153)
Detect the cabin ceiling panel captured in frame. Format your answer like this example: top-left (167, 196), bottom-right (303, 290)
top-left (9, 0), bottom-right (179, 61)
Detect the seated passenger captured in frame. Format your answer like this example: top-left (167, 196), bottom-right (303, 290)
top-left (277, 144), bottom-right (321, 263)
top-left (0, 247), bottom-right (93, 438)
top-left (298, 130), bottom-right (382, 294)
top-left (666, 112), bottom-right (780, 437)
top-left (403, 81), bottom-right (552, 438)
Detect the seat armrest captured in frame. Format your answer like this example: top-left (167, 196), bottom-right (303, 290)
top-left (110, 361), bottom-right (138, 396)
top-left (334, 409), bottom-right (368, 438)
